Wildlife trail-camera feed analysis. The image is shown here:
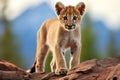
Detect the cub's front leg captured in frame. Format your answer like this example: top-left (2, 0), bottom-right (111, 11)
top-left (69, 43), bottom-right (81, 69)
top-left (53, 44), bottom-right (68, 75)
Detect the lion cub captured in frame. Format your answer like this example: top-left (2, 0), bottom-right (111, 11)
top-left (29, 2), bottom-right (85, 75)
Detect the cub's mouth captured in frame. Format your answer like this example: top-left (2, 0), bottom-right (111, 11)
top-left (65, 24), bottom-right (75, 30)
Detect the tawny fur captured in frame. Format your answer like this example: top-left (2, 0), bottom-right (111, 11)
top-left (29, 2), bottom-right (85, 75)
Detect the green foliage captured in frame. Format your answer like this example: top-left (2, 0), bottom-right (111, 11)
top-left (106, 31), bottom-right (118, 57)
top-left (45, 52), bottom-right (52, 72)
top-left (65, 51), bottom-right (70, 68)
top-left (0, 0), bottom-right (25, 69)
top-left (81, 14), bottom-right (100, 62)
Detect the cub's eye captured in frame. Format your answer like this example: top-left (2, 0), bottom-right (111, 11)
top-left (73, 16), bottom-right (77, 20)
top-left (63, 16), bottom-right (67, 20)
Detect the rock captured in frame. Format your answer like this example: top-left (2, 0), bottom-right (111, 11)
top-left (67, 59), bottom-right (97, 75)
top-left (1, 56), bottom-right (120, 80)
top-left (0, 58), bottom-right (28, 75)
top-left (0, 71), bottom-right (24, 80)
top-left (0, 58), bottom-right (28, 80)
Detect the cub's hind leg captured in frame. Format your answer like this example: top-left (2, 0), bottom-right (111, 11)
top-left (50, 52), bottom-right (65, 72)
top-left (35, 44), bottom-right (49, 73)
top-left (35, 28), bottom-right (49, 73)
top-left (50, 56), bottom-right (56, 72)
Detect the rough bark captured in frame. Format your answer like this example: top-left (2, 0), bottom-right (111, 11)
top-left (0, 56), bottom-right (120, 80)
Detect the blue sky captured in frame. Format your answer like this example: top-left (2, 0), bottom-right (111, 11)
top-left (1, 0), bottom-right (120, 31)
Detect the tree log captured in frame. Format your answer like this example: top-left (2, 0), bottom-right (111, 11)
top-left (0, 71), bottom-right (24, 80)
top-left (0, 56), bottom-right (120, 80)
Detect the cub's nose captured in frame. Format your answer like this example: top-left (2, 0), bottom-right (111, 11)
top-left (68, 25), bottom-right (72, 29)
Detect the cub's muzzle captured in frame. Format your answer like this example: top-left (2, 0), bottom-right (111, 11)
top-left (65, 24), bottom-right (75, 30)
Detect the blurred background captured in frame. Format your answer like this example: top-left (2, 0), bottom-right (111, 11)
top-left (0, 0), bottom-right (120, 72)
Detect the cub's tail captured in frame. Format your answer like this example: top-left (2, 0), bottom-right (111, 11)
top-left (26, 61), bottom-right (36, 73)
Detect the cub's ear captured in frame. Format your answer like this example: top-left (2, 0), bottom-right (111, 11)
top-left (55, 2), bottom-right (64, 15)
top-left (76, 2), bottom-right (85, 15)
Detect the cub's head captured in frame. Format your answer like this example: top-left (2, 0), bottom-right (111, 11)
top-left (55, 2), bottom-right (85, 31)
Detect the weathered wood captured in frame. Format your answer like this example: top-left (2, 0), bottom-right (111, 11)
top-left (0, 71), bottom-right (24, 80)
top-left (27, 56), bottom-right (120, 80)
top-left (0, 56), bottom-right (120, 80)
top-left (67, 59), bottom-right (97, 75)
top-left (0, 58), bottom-right (28, 75)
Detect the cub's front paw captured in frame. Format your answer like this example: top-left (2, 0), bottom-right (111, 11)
top-left (55, 68), bottom-right (68, 75)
